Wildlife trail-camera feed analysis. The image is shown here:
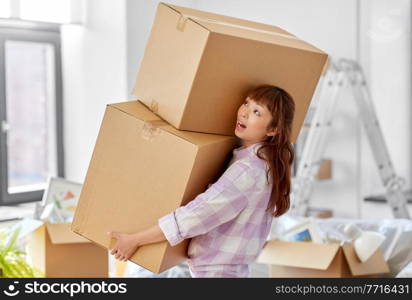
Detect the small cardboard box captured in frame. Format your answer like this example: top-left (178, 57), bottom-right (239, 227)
top-left (26, 223), bottom-right (108, 278)
top-left (317, 159), bottom-right (332, 180)
top-left (133, 2), bottom-right (328, 138)
top-left (71, 100), bottom-right (236, 273)
top-left (257, 240), bottom-right (390, 278)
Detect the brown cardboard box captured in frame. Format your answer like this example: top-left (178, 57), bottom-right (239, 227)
top-left (71, 100), bottom-right (236, 273)
top-left (317, 159), bottom-right (332, 180)
top-left (26, 223), bottom-right (108, 278)
top-left (133, 2), bottom-right (328, 138)
top-left (257, 240), bottom-right (390, 278)
top-left (307, 207), bottom-right (333, 219)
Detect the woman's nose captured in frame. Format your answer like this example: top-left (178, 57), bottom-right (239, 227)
top-left (241, 109), bottom-right (248, 118)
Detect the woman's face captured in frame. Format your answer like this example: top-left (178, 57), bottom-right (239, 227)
top-left (235, 97), bottom-right (277, 147)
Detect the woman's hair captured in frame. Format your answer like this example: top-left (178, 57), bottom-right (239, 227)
top-left (246, 85), bottom-right (295, 217)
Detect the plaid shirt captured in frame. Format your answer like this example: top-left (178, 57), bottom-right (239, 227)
top-left (158, 142), bottom-right (273, 274)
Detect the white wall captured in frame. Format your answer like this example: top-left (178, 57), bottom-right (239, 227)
top-left (359, 0), bottom-right (412, 218)
top-left (194, 0), bottom-right (358, 59)
top-left (61, 0), bottom-right (128, 183)
top-left (126, 0), bottom-right (196, 96)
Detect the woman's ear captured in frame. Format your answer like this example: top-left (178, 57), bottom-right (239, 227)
top-left (266, 127), bottom-right (278, 137)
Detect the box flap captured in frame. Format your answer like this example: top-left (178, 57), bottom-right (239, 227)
top-left (46, 223), bottom-right (90, 244)
top-left (257, 240), bottom-right (340, 270)
top-left (164, 3), bottom-right (294, 37)
top-left (164, 3), bottom-right (325, 54)
top-left (342, 242), bottom-right (390, 276)
top-left (109, 101), bottom-right (233, 146)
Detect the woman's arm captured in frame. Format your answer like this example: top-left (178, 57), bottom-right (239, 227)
top-left (158, 161), bottom-right (254, 247)
top-left (107, 223), bottom-right (166, 262)
top-left (108, 160), bottom-right (255, 262)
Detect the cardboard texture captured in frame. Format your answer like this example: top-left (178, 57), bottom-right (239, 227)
top-left (71, 100), bottom-right (237, 273)
top-left (26, 223), bottom-right (108, 278)
top-left (257, 240), bottom-right (390, 278)
top-left (133, 2), bottom-right (328, 138)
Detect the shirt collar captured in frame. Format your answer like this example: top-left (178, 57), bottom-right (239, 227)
top-left (233, 142), bottom-right (264, 160)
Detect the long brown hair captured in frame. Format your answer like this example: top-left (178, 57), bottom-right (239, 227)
top-left (246, 85), bottom-right (295, 217)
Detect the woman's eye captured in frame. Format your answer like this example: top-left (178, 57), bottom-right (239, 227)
top-left (244, 100), bottom-right (248, 106)
top-left (254, 110), bottom-right (260, 116)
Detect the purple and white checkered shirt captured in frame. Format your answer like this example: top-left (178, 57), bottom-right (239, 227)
top-left (158, 142), bottom-right (274, 277)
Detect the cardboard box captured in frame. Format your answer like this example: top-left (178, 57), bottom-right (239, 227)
top-left (133, 2), bottom-right (328, 138)
top-left (257, 240), bottom-right (390, 278)
top-left (317, 159), bottom-right (332, 180)
top-left (71, 100), bottom-right (236, 273)
top-left (307, 207), bottom-right (333, 219)
top-left (26, 223), bottom-right (108, 277)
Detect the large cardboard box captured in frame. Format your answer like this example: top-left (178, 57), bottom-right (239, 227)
top-left (71, 101), bottom-right (236, 273)
top-left (257, 240), bottom-right (390, 278)
top-left (26, 223), bottom-right (108, 277)
top-left (133, 2), bottom-right (328, 138)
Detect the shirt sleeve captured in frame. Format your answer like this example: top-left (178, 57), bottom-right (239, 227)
top-left (158, 161), bottom-right (256, 246)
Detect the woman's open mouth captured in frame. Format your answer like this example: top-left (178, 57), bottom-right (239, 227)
top-left (236, 120), bottom-right (247, 131)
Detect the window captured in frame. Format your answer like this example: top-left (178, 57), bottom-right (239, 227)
top-left (0, 26), bottom-right (64, 205)
top-left (20, 0), bottom-right (72, 23)
top-left (0, 0), bottom-right (84, 24)
top-left (0, 0), bottom-right (78, 205)
top-left (0, 0), bottom-right (10, 18)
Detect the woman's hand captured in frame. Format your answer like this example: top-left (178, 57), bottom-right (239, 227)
top-left (106, 223), bottom-right (167, 262)
top-left (107, 231), bottom-right (140, 262)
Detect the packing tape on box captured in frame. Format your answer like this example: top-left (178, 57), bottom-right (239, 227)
top-left (150, 99), bottom-right (159, 114)
top-left (176, 13), bottom-right (300, 41)
top-left (141, 120), bottom-right (163, 141)
top-left (177, 16), bottom-right (188, 31)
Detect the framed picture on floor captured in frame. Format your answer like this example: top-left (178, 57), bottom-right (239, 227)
top-left (35, 177), bottom-right (82, 222)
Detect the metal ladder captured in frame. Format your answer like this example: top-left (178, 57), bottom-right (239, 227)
top-left (289, 58), bottom-right (410, 219)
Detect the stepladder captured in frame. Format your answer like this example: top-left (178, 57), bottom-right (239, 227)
top-left (289, 58), bottom-right (410, 219)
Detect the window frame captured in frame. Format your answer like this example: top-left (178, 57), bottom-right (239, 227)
top-left (0, 20), bottom-right (64, 205)
top-left (1, 0), bottom-right (84, 24)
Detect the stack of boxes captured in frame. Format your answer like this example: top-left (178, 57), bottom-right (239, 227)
top-left (71, 2), bottom-right (328, 274)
